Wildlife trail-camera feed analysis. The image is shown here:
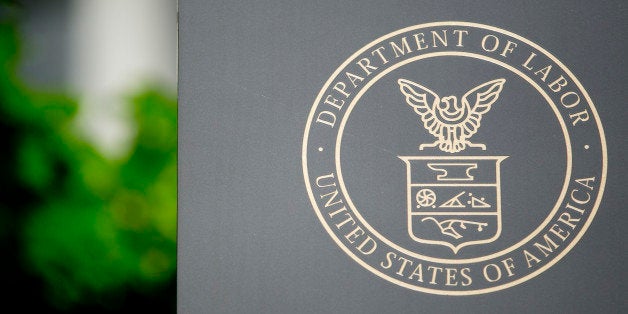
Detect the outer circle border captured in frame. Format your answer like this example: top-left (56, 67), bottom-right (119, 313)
top-left (302, 21), bottom-right (608, 295)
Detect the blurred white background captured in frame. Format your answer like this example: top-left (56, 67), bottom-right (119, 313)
top-left (20, 0), bottom-right (177, 157)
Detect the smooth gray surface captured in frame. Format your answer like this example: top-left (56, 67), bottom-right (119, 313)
top-left (178, 1), bottom-right (627, 313)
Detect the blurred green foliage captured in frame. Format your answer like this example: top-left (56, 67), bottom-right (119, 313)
top-left (1, 4), bottom-right (176, 312)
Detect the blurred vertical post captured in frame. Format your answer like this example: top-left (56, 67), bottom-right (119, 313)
top-left (69, 0), bottom-right (177, 158)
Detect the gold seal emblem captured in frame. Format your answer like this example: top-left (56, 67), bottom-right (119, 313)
top-left (303, 22), bottom-right (606, 295)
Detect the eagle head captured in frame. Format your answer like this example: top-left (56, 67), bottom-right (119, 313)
top-left (437, 96), bottom-right (466, 122)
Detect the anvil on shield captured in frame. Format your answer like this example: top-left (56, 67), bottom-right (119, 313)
top-left (399, 156), bottom-right (508, 253)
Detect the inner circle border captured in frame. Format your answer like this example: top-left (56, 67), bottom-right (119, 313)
top-left (302, 21), bottom-right (607, 295)
top-left (334, 51), bottom-right (573, 264)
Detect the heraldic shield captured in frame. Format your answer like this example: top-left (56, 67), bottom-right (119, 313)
top-left (399, 156), bottom-right (508, 253)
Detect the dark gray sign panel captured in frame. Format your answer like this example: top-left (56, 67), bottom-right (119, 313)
top-left (178, 1), bottom-right (627, 313)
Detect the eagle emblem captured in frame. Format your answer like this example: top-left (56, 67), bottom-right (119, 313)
top-left (398, 78), bottom-right (506, 153)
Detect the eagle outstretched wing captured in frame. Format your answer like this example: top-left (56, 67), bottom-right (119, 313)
top-left (397, 78), bottom-right (442, 137)
top-left (459, 78), bottom-right (506, 139)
